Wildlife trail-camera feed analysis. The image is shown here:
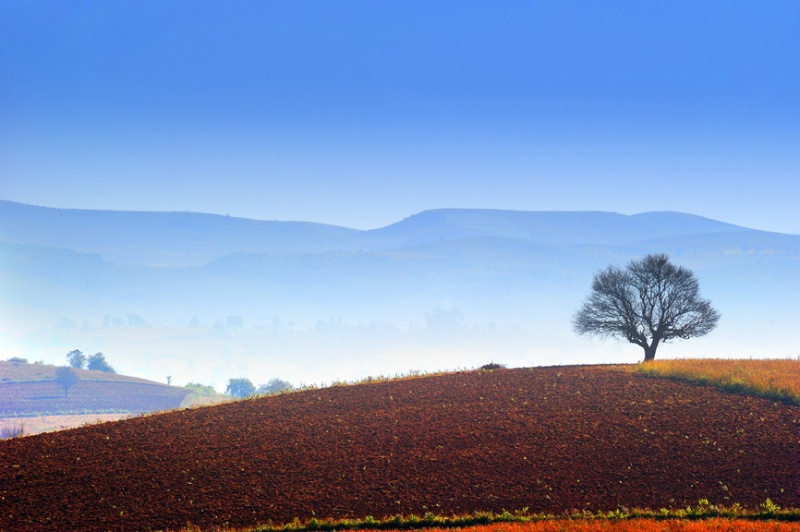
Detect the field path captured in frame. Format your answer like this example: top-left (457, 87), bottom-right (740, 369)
top-left (1, 366), bottom-right (798, 531)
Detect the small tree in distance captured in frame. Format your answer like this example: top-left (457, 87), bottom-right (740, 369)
top-left (573, 253), bottom-right (720, 362)
top-left (257, 378), bottom-right (294, 395)
top-left (66, 350), bottom-right (86, 369)
top-left (55, 366), bottom-right (79, 396)
top-left (226, 378), bottom-right (256, 398)
top-left (87, 352), bottom-right (116, 373)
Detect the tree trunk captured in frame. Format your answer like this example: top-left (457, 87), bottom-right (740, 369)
top-left (643, 338), bottom-right (660, 362)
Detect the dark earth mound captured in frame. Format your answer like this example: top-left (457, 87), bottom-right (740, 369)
top-left (1, 366), bottom-right (798, 531)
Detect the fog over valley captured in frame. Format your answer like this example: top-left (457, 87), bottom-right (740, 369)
top-left (1, 201), bottom-right (797, 391)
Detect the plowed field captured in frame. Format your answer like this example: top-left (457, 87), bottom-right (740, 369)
top-left (0, 361), bottom-right (192, 417)
top-left (1, 366), bottom-right (798, 531)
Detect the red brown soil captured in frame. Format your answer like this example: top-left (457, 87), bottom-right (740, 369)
top-left (1, 366), bottom-right (798, 531)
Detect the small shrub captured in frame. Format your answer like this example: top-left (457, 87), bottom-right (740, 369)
top-left (1, 423), bottom-right (24, 439)
top-left (760, 498), bottom-right (782, 515)
top-left (480, 362), bottom-right (506, 371)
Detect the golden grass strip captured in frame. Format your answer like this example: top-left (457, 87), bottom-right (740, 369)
top-left (621, 358), bottom-right (800, 405)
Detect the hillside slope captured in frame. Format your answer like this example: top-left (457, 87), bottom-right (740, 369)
top-left (0, 361), bottom-right (191, 416)
top-left (0, 200), bottom-right (365, 266)
top-left (1, 366), bottom-right (798, 531)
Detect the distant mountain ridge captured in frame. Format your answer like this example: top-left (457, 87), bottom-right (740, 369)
top-left (0, 200), bottom-right (768, 267)
top-left (1, 200), bottom-right (797, 387)
top-left (369, 208), bottom-right (755, 248)
top-left (0, 200), bottom-right (364, 266)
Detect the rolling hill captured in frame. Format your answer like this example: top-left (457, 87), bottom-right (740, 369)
top-left (1, 365), bottom-right (798, 531)
top-left (0, 360), bottom-right (191, 416)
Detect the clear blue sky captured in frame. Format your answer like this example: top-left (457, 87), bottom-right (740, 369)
top-left (1, 1), bottom-right (798, 232)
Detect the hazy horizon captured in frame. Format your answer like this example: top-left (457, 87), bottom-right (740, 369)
top-left (4, 199), bottom-right (794, 234)
top-left (2, 203), bottom-right (797, 392)
top-left (1, 2), bottom-right (798, 391)
top-left (1, 1), bottom-right (798, 234)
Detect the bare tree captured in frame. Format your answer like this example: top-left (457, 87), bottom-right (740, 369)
top-left (573, 253), bottom-right (720, 361)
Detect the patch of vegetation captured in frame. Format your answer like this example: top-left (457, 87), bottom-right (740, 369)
top-left (257, 378), bottom-right (294, 395)
top-left (181, 383), bottom-right (231, 408)
top-left (233, 500), bottom-right (800, 532)
top-left (87, 352), bottom-right (115, 373)
top-left (622, 358), bottom-right (800, 405)
top-left (227, 377), bottom-right (257, 398)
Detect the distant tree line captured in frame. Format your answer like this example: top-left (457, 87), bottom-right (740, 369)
top-left (52, 350), bottom-right (117, 397)
top-left (66, 350), bottom-right (116, 373)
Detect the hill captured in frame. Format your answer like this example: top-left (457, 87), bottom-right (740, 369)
top-left (0, 360), bottom-right (191, 416)
top-left (0, 202), bottom-right (760, 267)
top-left (0, 200), bottom-right (365, 267)
top-left (1, 365), bottom-right (797, 531)
top-left (365, 209), bottom-right (753, 248)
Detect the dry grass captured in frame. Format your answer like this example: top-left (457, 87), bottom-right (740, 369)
top-left (622, 358), bottom-right (800, 405)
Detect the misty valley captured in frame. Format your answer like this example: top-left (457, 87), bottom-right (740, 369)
top-left (1, 200), bottom-right (798, 391)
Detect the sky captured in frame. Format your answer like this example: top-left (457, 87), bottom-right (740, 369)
top-left (1, 1), bottom-right (798, 233)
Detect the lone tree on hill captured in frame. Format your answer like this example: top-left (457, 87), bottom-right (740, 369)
top-left (55, 366), bottom-right (79, 396)
top-left (573, 253), bottom-right (720, 362)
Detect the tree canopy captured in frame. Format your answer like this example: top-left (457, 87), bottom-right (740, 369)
top-left (256, 378), bottom-right (294, 395)
top-left (66, 349), bottom-right (86, 369)
top-left (573, 253), bottom-right (720, 361)
top-left (87, 352), bottom-right (116, 373)
top-left (226, 378), bottom-right (256, 398)
top-left (55, 366), bottom-right (79, 396)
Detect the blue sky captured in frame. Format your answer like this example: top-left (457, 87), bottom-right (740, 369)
top-left (1, 1), bottom-right (798, 232)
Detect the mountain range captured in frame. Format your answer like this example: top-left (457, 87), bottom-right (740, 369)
top-left (1, 200), bottom-right (797, 389)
